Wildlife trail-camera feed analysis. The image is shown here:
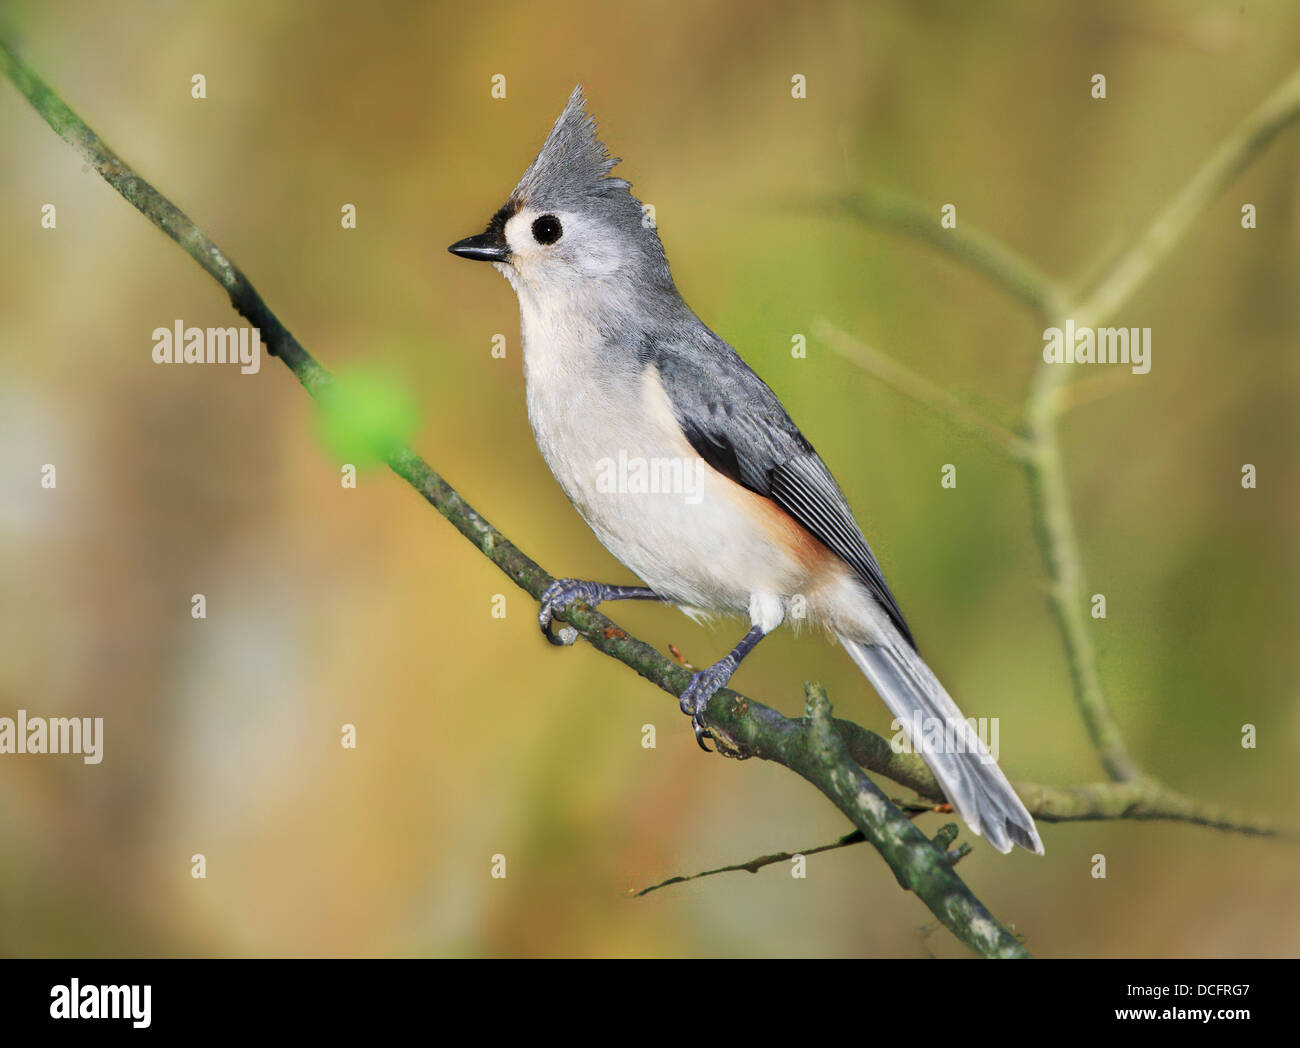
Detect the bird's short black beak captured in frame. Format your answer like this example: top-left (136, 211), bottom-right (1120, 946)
top-left (448, 230), bottom-right (509, 263)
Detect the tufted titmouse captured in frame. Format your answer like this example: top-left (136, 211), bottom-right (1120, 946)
top-left (449, 86), bottom-right (1042, 854)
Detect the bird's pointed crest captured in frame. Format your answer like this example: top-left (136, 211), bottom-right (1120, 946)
top-left (510, 85), bottom-right (631, 210)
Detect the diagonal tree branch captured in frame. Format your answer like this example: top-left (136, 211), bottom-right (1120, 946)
top-left (813, 319), bottom-right (1031, 460)
top-left (1, 37), bottom-right (1032, 959)
top-left (835, 189), bottom-right (1069, 322)
top-left (1064, 66), bottom-right (1300, 332)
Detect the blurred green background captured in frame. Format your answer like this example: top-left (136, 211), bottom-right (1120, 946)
top-left (1, 0), bottom-right (1297, 958)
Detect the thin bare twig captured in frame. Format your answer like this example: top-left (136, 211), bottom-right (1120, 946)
top-left (813, 319), bottom-right (1032, 460)
top-left (634, 831), bottom-right (867, 898)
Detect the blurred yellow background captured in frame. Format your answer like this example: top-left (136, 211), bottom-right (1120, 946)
top-left (1, 0), bottom-right (1297, 957)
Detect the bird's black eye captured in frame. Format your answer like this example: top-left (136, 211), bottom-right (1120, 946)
top-left (532, 215), bottom-right (563, 245)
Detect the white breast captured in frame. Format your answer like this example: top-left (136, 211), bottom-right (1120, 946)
top-left (517, 293), bottom-right (823, 624)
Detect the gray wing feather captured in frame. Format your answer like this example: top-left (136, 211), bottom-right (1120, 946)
top-left (642, 327), bottom-right (916, 650)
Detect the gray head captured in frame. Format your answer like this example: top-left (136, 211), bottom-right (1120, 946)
top-left (448, 86), bottom-right (676, 305)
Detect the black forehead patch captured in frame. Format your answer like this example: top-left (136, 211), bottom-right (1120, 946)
top-left (488, 199), bottom-right (522, 239)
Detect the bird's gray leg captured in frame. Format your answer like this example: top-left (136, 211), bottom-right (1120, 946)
top-left (679, 624), bottom-right (768, 752)
top-left (539, 579), bottom-right (664, 646)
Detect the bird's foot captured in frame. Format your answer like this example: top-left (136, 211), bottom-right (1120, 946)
top-left (539, 579), bottom-right (661, 646)
top-left (538, 578), bottom-right (603, 646)
top-left (678, 656), bottom-right (738, 752)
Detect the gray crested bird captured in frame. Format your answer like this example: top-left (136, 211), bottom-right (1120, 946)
top-left (449, 85), bottom-right (1043, 855)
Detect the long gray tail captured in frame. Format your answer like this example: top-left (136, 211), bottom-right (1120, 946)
top-left (840, 632), bottom-right (1043, 854)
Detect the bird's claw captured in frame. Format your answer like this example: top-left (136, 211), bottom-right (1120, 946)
top-left (538, 578), bottom-right (596, 646)
top-left (679, 661), bottom-right (736, 753)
